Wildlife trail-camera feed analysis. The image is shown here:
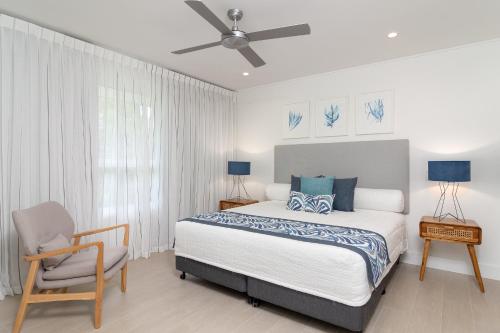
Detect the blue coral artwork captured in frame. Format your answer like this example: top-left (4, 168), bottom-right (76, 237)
top-left (365, 99), bottom-right (384, 123)
top-left (288, 111), bottom-right (303, 130)
top-left (315, 98), bottom-right (348, 137)
top-left (283, 102), bottom-right (310, 139)
top-left (356, 91), bottom-right (394, 135)
top-left (324, 104), bottom-right (340, 127)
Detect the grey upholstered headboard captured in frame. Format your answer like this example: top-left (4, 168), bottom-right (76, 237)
top-left (274, 139), bottom-right (410, 213)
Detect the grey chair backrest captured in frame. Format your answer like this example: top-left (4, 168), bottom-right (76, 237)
top-left (12, 201), bottom-right (75, 256)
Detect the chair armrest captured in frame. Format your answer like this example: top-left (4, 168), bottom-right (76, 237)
top-left (72, 224), bottom-right (129, 246)
top-left (72, 224), bottom-right (128, 238)
top-left (24, 241), bottom-right (103, 262)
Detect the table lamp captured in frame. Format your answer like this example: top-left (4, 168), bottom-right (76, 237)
top-left (428, 161), bottom-right (471, 223)
top-left (228, 161), bottom-right (251, 199)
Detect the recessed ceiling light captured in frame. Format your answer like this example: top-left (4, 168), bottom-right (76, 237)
top-left (387, 32), bottom-right (399, 39)
top-left (242, 72), bottom-right (249, 76)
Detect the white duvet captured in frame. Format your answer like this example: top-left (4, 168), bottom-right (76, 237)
top-left (175, 200), bottom-right (407, 307)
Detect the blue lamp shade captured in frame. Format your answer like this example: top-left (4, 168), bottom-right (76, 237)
top-left (428, 161), bottom-right (471, 182)
top-left (228, 161), bottom-right (250, 176)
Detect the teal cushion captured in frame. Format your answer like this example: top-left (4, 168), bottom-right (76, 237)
top-left (300, 176), bottom-right (335, 195)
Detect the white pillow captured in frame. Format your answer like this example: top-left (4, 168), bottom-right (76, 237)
top-left (354, 188), bottom-right (404, 213)
top-left (265, 183), bottom-right (291, 201)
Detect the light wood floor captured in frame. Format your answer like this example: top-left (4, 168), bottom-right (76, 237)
top-left (1, 251), bottom-right (500, 333)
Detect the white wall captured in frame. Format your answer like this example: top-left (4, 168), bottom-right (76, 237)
top-left (236, 39), bottom-right (500, 280)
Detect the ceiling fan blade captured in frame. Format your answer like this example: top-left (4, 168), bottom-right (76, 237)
top-left (238, 46), bottom-right (265, 68)
top-left (172, 41), bottom-right (221, 54)
top-left (246, 23), bottom-right (311, 42)
top-left (185, 1), bottom-right (231, 34)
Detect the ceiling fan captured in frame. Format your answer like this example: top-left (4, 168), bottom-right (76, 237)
top-left (172, 1), bottom-right (311, 67)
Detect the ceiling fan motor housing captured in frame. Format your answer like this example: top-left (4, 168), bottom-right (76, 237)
top-left (221, 30), bottom-right (249, 49)
top-left (221, 9), bottom-right (248, 50)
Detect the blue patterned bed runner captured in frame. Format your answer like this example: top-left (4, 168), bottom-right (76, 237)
top-left (182, 211), bottom-right (390, 287)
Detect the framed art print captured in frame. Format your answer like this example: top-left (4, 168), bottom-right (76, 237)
top-left (282, 101), bottom-right (310, 139)
top-left (314, 97), bottom-right (348, 137)
top-left (356, 90), bottom-right (394, 135)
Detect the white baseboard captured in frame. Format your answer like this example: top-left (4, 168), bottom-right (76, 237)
top-left (402, 251), bottom-right (500, 281)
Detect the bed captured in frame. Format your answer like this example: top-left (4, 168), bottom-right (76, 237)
top-left (175, 140), bottom-right (409, 332)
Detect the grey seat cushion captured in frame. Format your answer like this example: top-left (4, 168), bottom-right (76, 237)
top-left (42, 246), bottom-right (128, 281)
top-left (36, 255), bottom-right (128, 289)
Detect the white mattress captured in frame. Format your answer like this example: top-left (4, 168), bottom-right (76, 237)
top-left (175, 201), bottom-right (407, 307)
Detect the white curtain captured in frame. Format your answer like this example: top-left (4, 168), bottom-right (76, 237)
top-left (0, 15), bottom-right (236, 299)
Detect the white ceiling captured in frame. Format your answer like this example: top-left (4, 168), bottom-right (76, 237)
top-left (1, 0), bottom-right (500, 90)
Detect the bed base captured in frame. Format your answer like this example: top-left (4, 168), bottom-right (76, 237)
top-left (176, 256), bottom-right (247, 292)
top-left (176, 256), bottom-right (399, 332)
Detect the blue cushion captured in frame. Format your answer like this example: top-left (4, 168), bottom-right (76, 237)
top-left (300, 176), bottom-right (334, 195)
top-left (290, 175), bottom-right (301, 192)
top-left (290, 175), bottom-right (324, 192)
top-left (332, 177), bottom-right (358, 212)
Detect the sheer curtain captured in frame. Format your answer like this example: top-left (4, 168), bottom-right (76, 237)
top-left (0, 15), bottom-right (236, 299)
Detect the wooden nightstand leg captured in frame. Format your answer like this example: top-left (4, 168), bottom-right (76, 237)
top-left (467, 244), bottom-right (485, 293)
top-left (419, 239), bottom-right (432, 281)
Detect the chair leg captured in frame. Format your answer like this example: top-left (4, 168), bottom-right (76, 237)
top-left (94, 245), bottom-right (104, 329)
top-left (13, 261), bottom-right (39, 333)
top-left (121, 263), bottom-right (128, 293)
top-left (94, 291), bottom-right (103, 329)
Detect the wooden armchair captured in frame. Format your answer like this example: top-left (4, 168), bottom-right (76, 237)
top-left (11, 201), bottom-right (129, 333)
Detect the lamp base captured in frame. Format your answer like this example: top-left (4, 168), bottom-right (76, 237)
top-left (433, 182), bottom-right (466, 223)
top-left (230, 176), bottom-right (251, 200)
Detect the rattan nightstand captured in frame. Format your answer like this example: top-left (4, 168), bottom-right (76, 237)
top-left (419, 216), bottom-right (484, 292)
top-left (219, 198), bottom-right (258, 211)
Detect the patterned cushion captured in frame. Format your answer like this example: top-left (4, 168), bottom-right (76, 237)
top-left (287, 191), bottom-right (305, 211)
top-left (287, 191), bottom-right (335, 215)
top-left (304, 194), bottom-right (335, 214)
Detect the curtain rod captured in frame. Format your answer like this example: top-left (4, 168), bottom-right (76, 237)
top-left (0, 9), bottom-right (235, 92)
